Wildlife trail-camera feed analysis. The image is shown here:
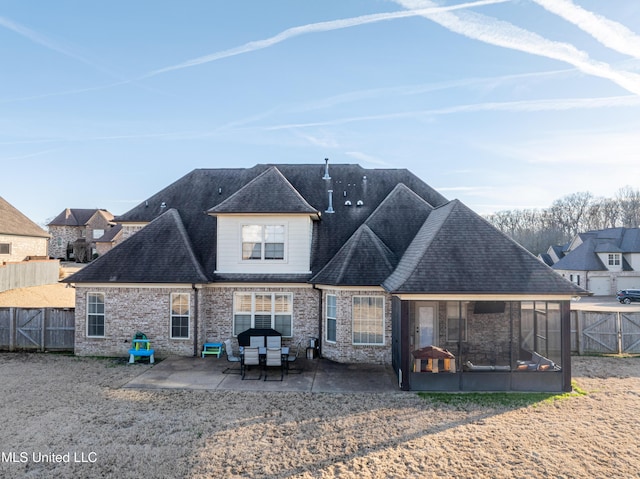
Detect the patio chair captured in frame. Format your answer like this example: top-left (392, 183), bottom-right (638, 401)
top-left (266, 335), bottom-right (282, 348)
top-left (249, 336), bottom-right (265, 348)
top-left (223, 339), bottom-right (241, 374)
top-left (241, 347), bottom-right (262, 380)
top-left (286, 340), bottom-right (303, 374)
top-left (264, 348), bottom-right (284, 381)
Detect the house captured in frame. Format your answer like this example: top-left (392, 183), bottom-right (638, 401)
top-left (64, 162), bottom-right (585, 392)
top-left (94, 224), bottom-right (123, 257)
top-left (0, 196), bottom-right (58, 292)
top-left (48, 208), bottom-right (115, 261)
top-left (543, 227), bottom-right (640, 296)
top-left (0, 196), bottom-right (50, 262)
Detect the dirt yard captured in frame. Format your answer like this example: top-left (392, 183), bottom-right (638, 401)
top-left (0, 353), bottom-right (638, 478)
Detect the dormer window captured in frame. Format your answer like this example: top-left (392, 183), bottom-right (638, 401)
top-left (242, 224), bottom-right (285, 260)
top-left (608, 253), bottom-right (621, 266)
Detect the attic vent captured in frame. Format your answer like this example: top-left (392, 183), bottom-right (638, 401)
top-left (325, 190), bottom-right (335, 214)
top-left (345, 200), bottom-right (352, 206)
top-left (160, 202), bottom-right (167, 209)
top-left (356, 200), bottom-right (364, 207)
top-left (323, 158), bottom-right (331, 180)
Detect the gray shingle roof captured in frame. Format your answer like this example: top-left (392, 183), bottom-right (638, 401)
top-left (72, 163), bottom-right (582, 295)
top-left (65, 209), bottom-right (208, 283)
top-left (311, 225), bottom-right (397, 286)
top-left (48, 208), bottom-right (112, 226)
top-left (208, 166), bottom-right (319, 215)
top-left (383, 200), bottom-right (585, 295)
top-left (0, 196), bottom-right (49, 238)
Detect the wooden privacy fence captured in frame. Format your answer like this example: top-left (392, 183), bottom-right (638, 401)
top-left (571, 310), bottom-right (640, 355)
top-left (0, 308), bottom-right (75, 351)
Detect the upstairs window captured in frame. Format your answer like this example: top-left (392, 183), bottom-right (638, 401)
top-left (608, 253), bottom-right (621, 266)
top-left (0, 243), bottom-right (10, 255)
top-left (242, 225), bottom-right (285, 260)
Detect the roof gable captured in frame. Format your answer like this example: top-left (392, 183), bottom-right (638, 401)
top-left (208, 166), bottom-right (319, 216)
top-left (364, 183), bottom-right (434, 258)
top-left (0, 196), bottom-right (49, 238)
top-left (48, 208), bottom-right (112, 227)
top-left (311, 225), bottom-right (397, 286)
top-left (384, 200), bottom-right (585, 295)
top-left (65, 209), bottom-right (208, 283)
top-left (552, 238), bottom-right (606, 271)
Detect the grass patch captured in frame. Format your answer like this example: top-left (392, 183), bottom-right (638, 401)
top-left (418, 381), bottom-right (587, 409)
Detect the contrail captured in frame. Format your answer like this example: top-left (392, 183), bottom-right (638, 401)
top-left (262, 94), bottom-right (640, 130)
top-left (0, 15), bottom-right (118, 78)
top-left (531, 0), bottom-right (640, 59)
top-left (140, 0), bottom-right (509, 79)
top-left (393, 0), bottom-right (640, 96)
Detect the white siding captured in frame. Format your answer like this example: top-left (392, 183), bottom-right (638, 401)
top-left (215, 215), bottom-right (312, 274)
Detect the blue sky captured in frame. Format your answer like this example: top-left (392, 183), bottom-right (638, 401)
top-left (2, 0), bottom-right (640, 226)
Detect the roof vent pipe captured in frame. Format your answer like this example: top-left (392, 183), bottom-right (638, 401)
top-left (325, 190), bottom-right (335, 213)
top-left (323, 158), bottom-right (331, 180)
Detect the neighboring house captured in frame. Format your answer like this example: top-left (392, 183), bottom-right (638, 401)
top-left (48, 208), bottom-right (115, 261)
top-left (0, 196), bottom-right (50, 262)
top-left (94, 224), bottom-right (123, 257)
top-left (0, 196), bottom-right (58, 292)
top-left (543, 228), bottom-right (640, 296)
top-left (65, 162), bottom-right (585, 392)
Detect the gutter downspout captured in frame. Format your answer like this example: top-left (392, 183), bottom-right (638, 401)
top-left (193, 284), bottom-right (199, 357)
top-left (313, 284), bottom-right (323, 358)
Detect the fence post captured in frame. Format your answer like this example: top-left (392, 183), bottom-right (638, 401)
top-left (576, 310), bottom-right (583, 356)
top-left (616, 312), bottom-right (623, 355)
top-left (41, 308), bottom-right (47, 352)
top-left (9, 307), bottom-right (15, 352)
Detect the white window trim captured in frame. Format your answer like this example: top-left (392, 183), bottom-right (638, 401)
top-left (170, 292), bottom-right (191, 340)
top-left (240, 223), bottom-right (287, 262)
top-left (326, 294), bottom-right (337, 343)
top-left (352, 295), bottom-right (385, 346)
top-left (608, 253), bottom-right (621, 266)
top-left (86, 292), bottom-right (105, 338)
top-left (233, 292), bottom-right (293, 337)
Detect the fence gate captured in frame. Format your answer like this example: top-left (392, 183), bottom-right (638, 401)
top-left (0, 308), bottom-right (75, 351)
top-left (16, 309), bottom-right (44, 350)
top-left (577, 311), bottom-right (640, 354)
top-left (621, 313), bottom-right (640, 354)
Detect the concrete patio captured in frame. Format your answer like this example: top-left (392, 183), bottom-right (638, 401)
top-left (123, 355), bottom-right (400, 393)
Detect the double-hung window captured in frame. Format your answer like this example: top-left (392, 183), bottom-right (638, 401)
top-left (0, 243), bottom-right (10, 255)
top-left (326, 294), bottom-right (337, 343)
top-left (446, 302), bottom-right (467, 342)
top-left (170, 293), bottom-right (190, 339)
top-left (352, 296), bottom-right (384, 345)
top-left (87, 293), bottom-right (105, 337)
top-left (242, 225), bottom-right (285, 260)
top-left (233, 292), bottom-right (292, 336)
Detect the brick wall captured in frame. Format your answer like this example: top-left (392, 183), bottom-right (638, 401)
top-left (200, 285), bottom-right (320, 354)
top-left (47, 226), bottom-right (78, 259)
top-left (74, 283), bottom-right (392, 364)
top-left (320, 289), bottom-right (393, 365)
top-left (436, 301), bottom-right (520, 366)
top-left (74, 286), bottom-right (196, 358)
top-left (0, 234), bottom-right (48, 262)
